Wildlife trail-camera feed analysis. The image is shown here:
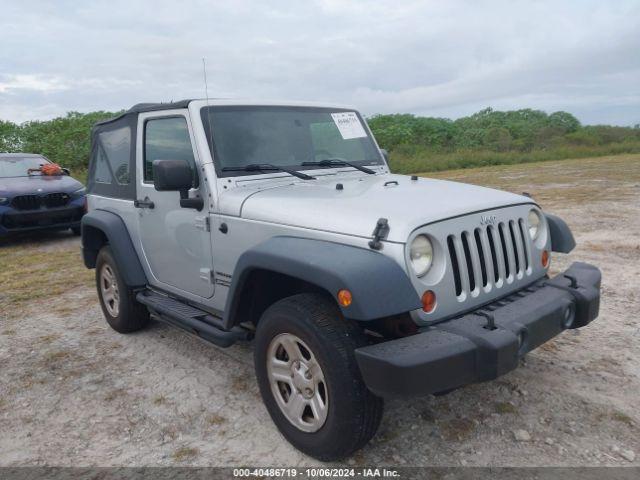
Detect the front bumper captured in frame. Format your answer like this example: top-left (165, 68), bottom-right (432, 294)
top-left (0, 202), bottom-right (84, 236)
top-left (355, 262), bottom-right (601, 397)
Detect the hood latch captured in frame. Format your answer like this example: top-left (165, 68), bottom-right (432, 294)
top-left (369, 218), bottom-right (389, 250)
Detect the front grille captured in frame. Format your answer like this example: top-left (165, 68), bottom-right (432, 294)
top-left (11, 195), bottom-right (41, 210)
top-left (11, 192), bottom-right (70, 210)
top-left (447, 218), bottom-right (532, 299)
top-left (43, 192), bottom-right (70, 208)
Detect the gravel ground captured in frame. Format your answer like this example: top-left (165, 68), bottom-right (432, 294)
top-left (0, 155), bottom-right (638, 467)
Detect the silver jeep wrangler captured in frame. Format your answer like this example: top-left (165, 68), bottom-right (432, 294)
top-left (82, 100), bottom-right (601, 460)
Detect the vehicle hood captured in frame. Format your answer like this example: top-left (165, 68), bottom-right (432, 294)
top-left (0, 175), bottom-right (84, 198)
top-left (219, 173), bottom-right (534, 243)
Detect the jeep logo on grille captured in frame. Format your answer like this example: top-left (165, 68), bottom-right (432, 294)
top-left (480, 215), bottom-right (497, 225)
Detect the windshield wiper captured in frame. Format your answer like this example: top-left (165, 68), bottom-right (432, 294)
top-left (301, 158), bottom-right (376, 174)
top-left (221, 163), bottom-right (316, 180)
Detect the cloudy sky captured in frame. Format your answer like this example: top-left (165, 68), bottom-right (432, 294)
top-left (1, 0), bottom-right (639, 125)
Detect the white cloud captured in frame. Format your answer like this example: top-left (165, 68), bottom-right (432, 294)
top-left (0, 0), bottom-right (638, 124)
top-left (0, 74), bottom-right (69, 93)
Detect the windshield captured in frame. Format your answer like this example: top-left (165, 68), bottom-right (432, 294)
top-left (0, 156), bottom-right (49, 178)
top-left (201, 106), bottom-right (384, 176)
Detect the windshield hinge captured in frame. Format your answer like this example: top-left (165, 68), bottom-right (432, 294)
top-left (369, 218), bottom-right (389, 250)
top-left (195, 216), bottom-right (211, 232)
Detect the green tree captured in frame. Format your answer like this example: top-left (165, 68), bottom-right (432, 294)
top-left (0, 120), bottom-right (21, 152)
top-left (19, 111), bottom-right (117, 171)
top-left (548, 111), bottom-right (580, 133)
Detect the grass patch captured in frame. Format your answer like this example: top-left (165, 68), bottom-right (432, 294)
top-left (494, 402), bottom-right (517, 414)
top-left (0, 236), bottom-right (93, 315)
top-left (539, 341), bottom-right (559, 353)
top-left (423, 154), bottom-right (640, 208)
top-left (231, 375), bottom-right (250, 393)
top-left (389, 142), bottom-right (640, 174)
top-left (206, 413), bottom-right (227, 426)
top-left (172, 446), bottom-right (199, 461)
top-left (38, 333), bottom-right (61, 344)
top-left (440, 417), bottom-right (476, 441)
top-left (104, 388), bottom-right (127, 402)
top-left (612, 411), bottom-right (635, 427)
top-left (43, 350), bottom-right (72, 362)
top-left (595, 410), bottom-right (635, 428)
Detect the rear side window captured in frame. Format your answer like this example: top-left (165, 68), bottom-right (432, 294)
top-left (97, 127), bottom-right (131, 185)
top-left (144, 117), bottom-right (198, 186)
top-left (93, 148), bottom-right (113, 184)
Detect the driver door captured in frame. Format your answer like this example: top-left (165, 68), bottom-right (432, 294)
top-left (135, 111), bottom-right (214, 299)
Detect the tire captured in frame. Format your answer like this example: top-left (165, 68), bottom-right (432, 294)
top-left (71, 225), bottom-right (81, 236)
top-left (254, 293), bottom-right (384, 461)
top-left (95, 246), bottom-right (149, 333)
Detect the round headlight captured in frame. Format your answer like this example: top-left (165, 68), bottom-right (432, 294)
top-left (528, 209), bottom-right (541, 239)
top-left (410, 235), bottom-right (433, 277)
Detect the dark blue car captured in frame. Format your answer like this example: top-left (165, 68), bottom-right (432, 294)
top-left (0, 153), bottom-right (86, 237)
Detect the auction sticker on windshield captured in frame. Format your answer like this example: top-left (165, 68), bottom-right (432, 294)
top-left (331, 112), bottom-right (367, 139)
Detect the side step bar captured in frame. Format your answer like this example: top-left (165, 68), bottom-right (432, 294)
top-left (136, 290), bottom-right (250, 347)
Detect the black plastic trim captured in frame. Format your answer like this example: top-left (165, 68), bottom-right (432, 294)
top-left (355, 262), bottom-right (601, 397)
top-left (136, 290), bottom-right (249, 347)
top-left (81, 209), bottom-right (147, 287)
top-left (545, 213), bottom-right (576, 253)
top-left (222, 236), bottom-right (421, 329)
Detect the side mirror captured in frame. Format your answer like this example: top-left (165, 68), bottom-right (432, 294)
top-left (152, 159), bottom-right (203, 211)
top-left (62, 167), bottom-right (71, 175)
top-left (380, 149), bottom-right (389, 163)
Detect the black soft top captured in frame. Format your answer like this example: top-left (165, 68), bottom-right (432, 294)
top-left (95, 99), bottom-right (194, 126)
top-left (88, 99), bottom-right (198, 200)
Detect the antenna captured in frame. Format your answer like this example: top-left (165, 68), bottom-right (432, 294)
top-left (202, 57), bottom-right (211, 103)
top-left (202, 57), bottom-right (214, 146)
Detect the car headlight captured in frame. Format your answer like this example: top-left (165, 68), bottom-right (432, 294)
top-left (528, 209), bottom-right (542, 240)
top-left (0, 197), bottom-right (8, 205)
top-left (72, 187), bottom-right (87, 198)
top-left (410, 235), bottom-right (433, 277)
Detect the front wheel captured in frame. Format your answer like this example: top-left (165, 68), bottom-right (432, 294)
top-left (254, 293), bottom-right (383, 461)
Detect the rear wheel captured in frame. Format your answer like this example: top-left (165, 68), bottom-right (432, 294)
top-left (254, 293), bottom-right (383, 461)
top-left (95, 246), bottom-right (149, 333)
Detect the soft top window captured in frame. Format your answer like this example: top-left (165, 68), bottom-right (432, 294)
top-left (87, 114), bottom-right (137, 200)
top-left (98, 127), bottom-right (131, 185)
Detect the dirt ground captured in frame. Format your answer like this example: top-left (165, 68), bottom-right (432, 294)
top-left (0, 154), bottom-right (638, 467)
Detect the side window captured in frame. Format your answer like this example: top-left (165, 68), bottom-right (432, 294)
top-left (144, 117), bottom-right (198, 187)
top-left (98, 126), bottom-right (131, 184)
top-left (93, 148), bottom-right (113, 184)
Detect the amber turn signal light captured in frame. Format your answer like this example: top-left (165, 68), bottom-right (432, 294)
top-left (337, 289), bottom-right (352, 307)
top-left (541, 250), bottom-right (550, 268)
top-left (421, 290), bottom-right (436, 313)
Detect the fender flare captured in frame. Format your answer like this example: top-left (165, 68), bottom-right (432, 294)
top-left (545, 213), bottom-right (576, 253)
top-left (81, 209), bottom-right (147, 287)
top-left (222, 236), bottom-right (421, 328)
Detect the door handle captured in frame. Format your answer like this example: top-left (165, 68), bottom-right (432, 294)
top-left (134, 197), bottom-right (155, 209)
